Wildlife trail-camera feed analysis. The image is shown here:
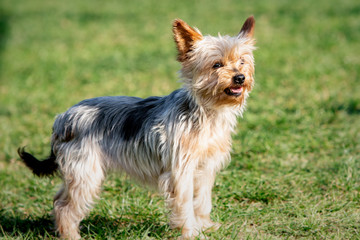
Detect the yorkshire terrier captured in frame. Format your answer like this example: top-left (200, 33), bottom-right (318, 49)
top-left (18, 16), bottom-right (256, 239)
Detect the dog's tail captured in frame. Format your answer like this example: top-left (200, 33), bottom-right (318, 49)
top-left (17, 147), bottom-right (58, 177)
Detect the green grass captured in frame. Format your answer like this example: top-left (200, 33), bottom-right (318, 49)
top-left (1, 0), bottom-right (359, 239)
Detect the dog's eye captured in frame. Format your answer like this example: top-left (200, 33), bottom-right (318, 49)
top-left (212, 62), bottom-right (223, 69)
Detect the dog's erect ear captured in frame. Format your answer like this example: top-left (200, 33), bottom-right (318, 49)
top-left (173, 19), bottom-right (203, 62)
top-left (238, 16), bottom-right (255, 38)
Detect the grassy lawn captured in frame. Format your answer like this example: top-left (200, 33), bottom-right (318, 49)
top-left (1, 0), bottom-right (359, 239)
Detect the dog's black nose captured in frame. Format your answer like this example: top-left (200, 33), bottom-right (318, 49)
top-left (233, 74), bottom-right (245, 85)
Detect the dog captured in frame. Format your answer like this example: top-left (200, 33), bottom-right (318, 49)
top-left (18, 16), bottom-right (256, 239)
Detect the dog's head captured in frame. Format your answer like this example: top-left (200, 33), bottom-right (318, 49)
top-left (173, 16), bottom-right (256, 110)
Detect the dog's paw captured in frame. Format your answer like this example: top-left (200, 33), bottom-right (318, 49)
top-left (196, 215), bottom-right (221, 232)
top-left (178, 228), bottom-right (203, 240)
top-left (203, 221), bottom-right (221, 232)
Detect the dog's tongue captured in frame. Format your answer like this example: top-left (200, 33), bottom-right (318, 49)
top-left (231, 87), bottom-right (242, 94)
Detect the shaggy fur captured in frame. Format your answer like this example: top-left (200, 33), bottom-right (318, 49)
top-left (18, 16), bottom-right (256, 239)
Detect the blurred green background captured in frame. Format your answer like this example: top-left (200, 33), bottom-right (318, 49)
top-left (0, 0), bottom-right (359, 239)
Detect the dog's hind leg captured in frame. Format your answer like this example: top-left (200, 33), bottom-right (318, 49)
top-left (53, 144), bottom-right (105, 240)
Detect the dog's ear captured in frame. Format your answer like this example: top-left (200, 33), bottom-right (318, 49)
top-left (238, 16), bottom-right (255, 39)
top-left (173, 19), bottom-right (203, 62)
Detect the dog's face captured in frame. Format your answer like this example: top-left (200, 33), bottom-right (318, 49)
top-left (173, 17), bottom-right (256, 109)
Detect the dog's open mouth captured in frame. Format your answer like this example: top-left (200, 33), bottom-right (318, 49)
top-left (224, 86), bottom-right (243, 96)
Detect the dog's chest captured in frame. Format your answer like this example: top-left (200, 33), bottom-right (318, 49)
top-left (202, 125), bottom-right (232, 157)
top-left (180, 120), bottom-right (233, 162)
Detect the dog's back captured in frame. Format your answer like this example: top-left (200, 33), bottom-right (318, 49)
top-left (51, 89), bottom-right (197, 182)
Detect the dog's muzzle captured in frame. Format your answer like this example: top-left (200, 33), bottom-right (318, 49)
top-left (224, 74), bottom-right (245, 97)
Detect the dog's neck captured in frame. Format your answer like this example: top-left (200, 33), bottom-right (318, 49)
top-left (179, 88), bottom-right (242, 132)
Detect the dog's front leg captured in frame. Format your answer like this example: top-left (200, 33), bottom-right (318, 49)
top-left (170, 162), bottom-right (199, 238)
top-left (193, 165), bottom-right (221, 232)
